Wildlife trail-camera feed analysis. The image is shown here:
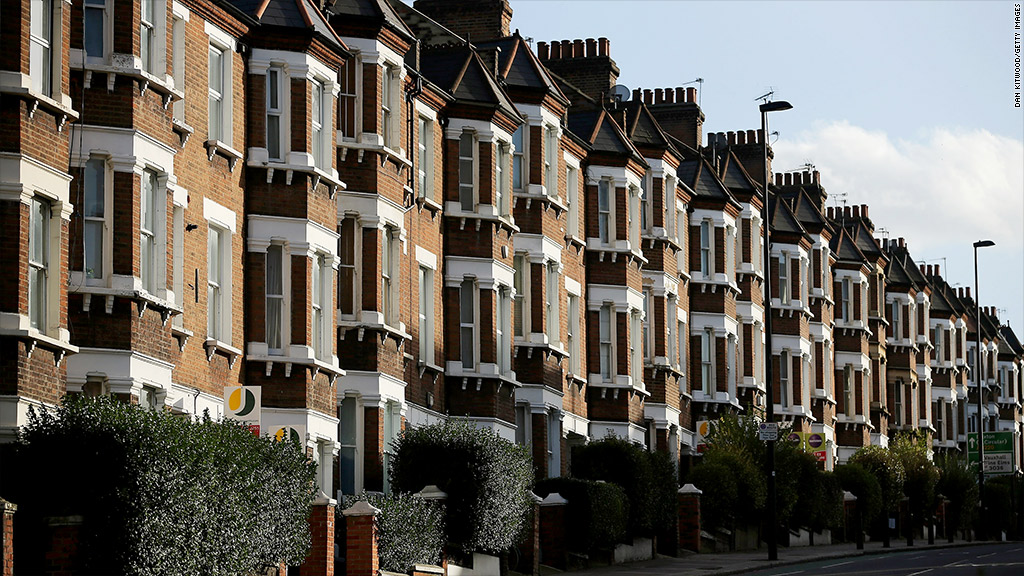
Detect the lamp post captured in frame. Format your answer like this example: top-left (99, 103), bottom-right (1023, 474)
top-left (760, 99), bottom-right (792, 561)
top-left (973, 239), bottom-right (994, 539)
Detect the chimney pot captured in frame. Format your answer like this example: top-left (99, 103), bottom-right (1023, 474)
top-left (852, 205), bottom-right (860, 218)
top-left (598, 37), bottom-right (610, 56)
top-left (813, 170), bottom-right (821, 185)
top-left (632, 88), bottom-right (641, 101)
top-left (862, 205), bottom-right (868, 219)
top-left (573, 39), bottom-right (584, 57)
top-left (686, 86), bottom-right (697, 103)
top-left (675, 87), bottom-right (685, 102)
top-left (826, 207), bottom-right (833, 219)
top-left (746, 129), bottom-right (756, 143)
top-left (586, 38), bottom-right (597, 57)
top-left (922, 264), bottom-right (929, 275)
top-left (665, 89), bottom-right (675, 104)
top-left (737, 131), bottom-right (746, 145)
top-left (844, 206), bottom-right (852, 218)
top-left (560, 39), bottom-right (572, 57)
top-left (795, 172), bottom-right (804, 185)
top-left (643, 89), bottom-right (653, 104)
top-left (757, 128), bottom-right (765, 143)
top-left (538, 42), bottom-right (549, 60)
top-left (775, 172), bottom-right (784, 184)
top-left (935, 265), bottom-right (941, 277)
top-left (727, 131), bottom-right (736, 145)
top-left (655, 88), bottom-right (664, 104)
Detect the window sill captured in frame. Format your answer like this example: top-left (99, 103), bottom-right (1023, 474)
top-left (248, 157), bottom-right (346, 197)
top-left (0, 314), bottom-right (78, 366)
top-left (0, 74), bottom-right (79, 128)
top-left (514, 341), bottom-right (568, 363)
top-left (445, 362), bottom-right (518, 389)
top-left (584, 239), bottom-right (648, 266)
top-left (836, 415), bottom-right (873, 428)
top-left (415, 196), bottom-right (443, 217)
top-left (564, 234), bottom-right (586, 251)
top-left (513, 189), bottom-right (568, 217)
top-left (204, 140), bottom-right (242, 171)
top-left (248, 353), bottom-right (345, 383)
top-left (587, 374), bottom-right (650, 397)
top-left (71, 52), bottom-right (183, 106)
top-left (204, 338), bottom-right (242, 368)
top-left (69, 279), bottom-right (183, 324)
top-left (171, 118), bottom-right (194, 147)
top-left (339, 319), bottom-right (411, 347)
top-left (417, 360), bottom-right (444, 380)
top-left (171, 324), bottom-right (193, 351)
top-left (444, 203), bottom-right (520, 235)
top-left (337, 137), bottom-right (411, 170)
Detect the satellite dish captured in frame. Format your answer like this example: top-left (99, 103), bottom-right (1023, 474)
top-left (611, 84), bottom-right (630, 103)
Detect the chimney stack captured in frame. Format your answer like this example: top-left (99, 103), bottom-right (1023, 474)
top-left (414, 0), bottom-right (514, 43)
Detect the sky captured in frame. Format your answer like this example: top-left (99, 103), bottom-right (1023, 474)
top-left (496, 0), bottom-right (1024, 332)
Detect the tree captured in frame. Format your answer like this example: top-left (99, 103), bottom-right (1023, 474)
top-left (890, 433), bottom-right (939, 535)
top-left (934, 453), bottom-right (978, 538)
top-left (5, 395), bottom-right (317, 576)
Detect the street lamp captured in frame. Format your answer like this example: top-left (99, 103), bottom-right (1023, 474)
top-left (973, 238), bottom-right (994, 539)
top-left (760, 99), bottom-right (792, 561)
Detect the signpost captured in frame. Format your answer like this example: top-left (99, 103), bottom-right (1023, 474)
top-left (759, 422), bottom-right (778, 441)
top-left (967, 431), bottom-right (1017, 476)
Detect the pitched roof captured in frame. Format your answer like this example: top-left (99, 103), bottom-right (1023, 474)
top-left (677, 157), bottom-right (740, 209)
top-left (830, 228), bottom-right (868, 264)
top-left (327, 0), bottom-right (415, 41)
top-left (392, 0), bottom-right (464, 48)
top-left (789, 189), bottom-right (828, 232)
top-left (999, 325), bottom-right (1024, 356)
top-left (231, 0), bottom-right (345, 50)
top-left (719, 152), bottom-right (758, 197)
top-left (769, 194), bottom-right (808, 237)
top-left (620, 101), bottom-right (675, 151)
top-left (419, 45), bottom-right (520, 120)
top-left (474, 34), bottom-right (568, 104)
top-left (567, 108), bottom-right (643, 162)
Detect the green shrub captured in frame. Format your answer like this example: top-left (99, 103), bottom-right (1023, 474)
top-left (686, 461), bottom-right (737, 533)
top-left (339, 492), bottom-right (445, 573)
top-left (535, 477), bottom-right (628, 553)
top-left (812, 471), bottom-right (845, 533)
top-left (891, 433), bottom-right (939, 528)
top-left (835, 463), bottom-right (883, 527)
top-left (7, 395), bottom-right (316, 576)
top-left (934, 454), bottom-right (977, 534)
top-left (984, 475), bottom-right (1017, 537)
top-left (849, 445), bottom-right (905, 515)
top-left (570, 436), bottom-right (676, 537)
top-left (388, 420), bottom-right (534, 555)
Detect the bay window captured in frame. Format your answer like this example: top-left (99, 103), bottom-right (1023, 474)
top-left (512, 126), bottom-right (524, 192)
top-left (418, 266), bottom-right (434, 362)
top-left (83, 158), bottom-right (107, 281)
top-left (140, 0), bottom-right (156, 73)
top-left (778, 254), bottom-right (790, 304)
top-left (30, 0), bottom-right (54, 96)
top-left (140, 170), bottom-right (159, 294)
top-left (84, 0), bottom-right (107, 61)
top-left (337, 216), bottom-right (357, 316)
top-left (513, 254), bottom-right (527, 337)
top-left (312, 78), bottom-right (327, 169)
top-left (497, 286), bottom-right (511, 376)
top-left (599, 304), bottom-right (612, 381)
top-left (546, 262), bottom-right (559, 345)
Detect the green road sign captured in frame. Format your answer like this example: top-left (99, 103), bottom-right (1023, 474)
top-left (967, 431), bottom-right (1017, 475)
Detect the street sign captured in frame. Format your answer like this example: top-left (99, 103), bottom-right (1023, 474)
top-left (967, 431), bottom-right (1017, 475)
top-left (759, 422), bottom-right (779, 441)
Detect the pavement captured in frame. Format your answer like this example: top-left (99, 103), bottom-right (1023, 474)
top-left (555, 537), bottom-right (1012, 576)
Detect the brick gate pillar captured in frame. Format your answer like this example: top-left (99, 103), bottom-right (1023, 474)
top-left (539, 492), bottom-right (568, 570)
top-left (678, 484), bottom-right (702, 553)
top-left (1, 499), bottom-right (15, 576)
top-left (342, 499), bottom-right (381, 576)
top-left (303, 492), bottom-right (338, 576)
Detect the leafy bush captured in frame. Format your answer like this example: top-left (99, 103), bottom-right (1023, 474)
top-left (891, 433), bottom-right (939, 528)
top-left (534, 477), bottom-right (628, 552)
top-left (835, 463), bottom-right (883, 527)
top-left (6, 395), bottom-right (316, 576)
top-left (694, 415), bottom-right (768, 527)
top-left (983, 475), bottom-right (1019, 537)
top-left (686, 461), bottom-right (737, 533)
top-left (339, 492), bottom-right (445, 573)
top-left (934, 454), bottom-right (977, 535)
top-left (388, 420), bottom-right (534, 555)
top-left (570, 436), bottom-right (677, 537)
top-left (849, 445), bottom-right (905, 515)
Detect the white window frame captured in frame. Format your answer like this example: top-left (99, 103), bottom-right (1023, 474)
top-left (512, 125), bottom-right (525, 193)
top-left (844, 365), bottom-right (854, 418)
top-left (667, 295), bottom-right (678, 367)
top-left (140, 0), bottom-right (157, 73)
top-left (418, 265), bottom-right (435, 364)
top-left (266, 66), bottom-right (284, 161)
top-left (678, 318), bottom-right (687, 384)
top-left (935, 398), bottom-right (945, 441)
top-left (642, 288), bottom-right (653, 361)
top-left (726, 225), bottom-right (736, 283)
top-left (139, 169), bottom-right (161, 295)
top-left (495, 140), bottom-right (510, 217)
top-left (337, 215), bottom-right (358, 318)
top-left (628, 184), bottom-right (641, 249)
top-left (841, 278), bottom-right (853, 322)
top-left (497, 285), bottom-right (512, 376)
top-left (84, 0), bottom-right (111, 64)
top-left (30, 0), bottom-right (56, 96)
top-left (631, 309), bottom-right (643, 390)
top-left (891, 299), bottom-right (903, 339)
top-left (171, 11), bottom-right (186, 121)
top-left (460, 278), bottom-right (478, 370)
top-left (513, 254), bottom-right (529, 338)
top-left (598, 178), bottom-right (612, 244)
top-left (567, 292), bottom-right (581, 376)
top-left (778, 253), bottom-right (790, 304)
top-left (381, 226), bottom-right (398, 327)
top-left (893, 379), bottom-right (904, 426)
top-left (546, 262), bottom-right (560, 345)
top-left (566, 161), bottom-right (580, 238)
top-left (207, 224), bottom-right (227, 341)
top-left (205, 24), bottom-right (236, 146)
top-left (418, 116), bottom-right (434, 201)
top-left (780, 350), bottom-right (791, 408)
top-left (338, 55), bottom-right (360, 141)
top-left (459, 130), bottom-right (478, 211)
top-left (544, 125), bottom-right (558, 198)
top-left (699, 220), bottom-right (713, 278)
top-left (701, 328), bottom-right (714, 395)
top-left (82, 157), bottom-right (111, 283)
top-left (381, 64), bottom-right (398, 149)
top-left (311, 252), bottom-right (332, 361)
top-left (311, 76), bottom-right (332, 170)
top-left (28, 197), bottom-right (51, 332)
top-left (265, 243), bottom-right (286, 354)
top-left (599, 304), bottom-right (614, 382)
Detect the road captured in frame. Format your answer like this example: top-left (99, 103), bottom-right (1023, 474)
top-left (741, 543), bottom-right (1024, 576)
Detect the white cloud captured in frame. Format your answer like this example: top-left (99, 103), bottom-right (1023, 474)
top-left (773, 121), bottom-right (1024, 330)
top-left (773, 121), bottom-right (1024, 252)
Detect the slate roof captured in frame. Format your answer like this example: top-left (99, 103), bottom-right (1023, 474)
top-left (229, 0), bottom-right (345, 50)
top-left (328, 0), bottom-right (415, 42)
top-left (789, 189), bottom-right (828, 233)
top-left (474, 34), bottom-right (568, 104)
top-left (677, 156), bottom-right (740, 210)
top-left (566, 108), bottom-right (643, 163)
top-left (418, 45), bottom-right (520, 120)
top-left (999, 325), bottom-right (1024, 356)
top-left (768, 195), bottom-right (808, 237)
top-left (719, 152), bottom-right (758, 197)
top-left (619, 101), bottom-right (675, 152)
top-left (830, 228), bottom-right (868, 265)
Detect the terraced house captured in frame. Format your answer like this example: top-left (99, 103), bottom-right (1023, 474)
top-left (3, 2), bottom-right (1023, 572)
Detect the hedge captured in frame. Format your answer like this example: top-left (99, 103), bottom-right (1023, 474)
top-left (534, 477), bottom-right (628, 553)
top-left (388, 420), bottom-right (534, 555)
top-left (4, 395), bottom-right (317, 576)
top-left (339, 492), bottom-right (445, 573)
top-left (570, 436), bottom-right (677, 537)
top-left (835, 463), bottom-right (883, 528)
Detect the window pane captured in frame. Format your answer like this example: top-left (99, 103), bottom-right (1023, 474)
top-left (84, 5), bottom-right (104, 58)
